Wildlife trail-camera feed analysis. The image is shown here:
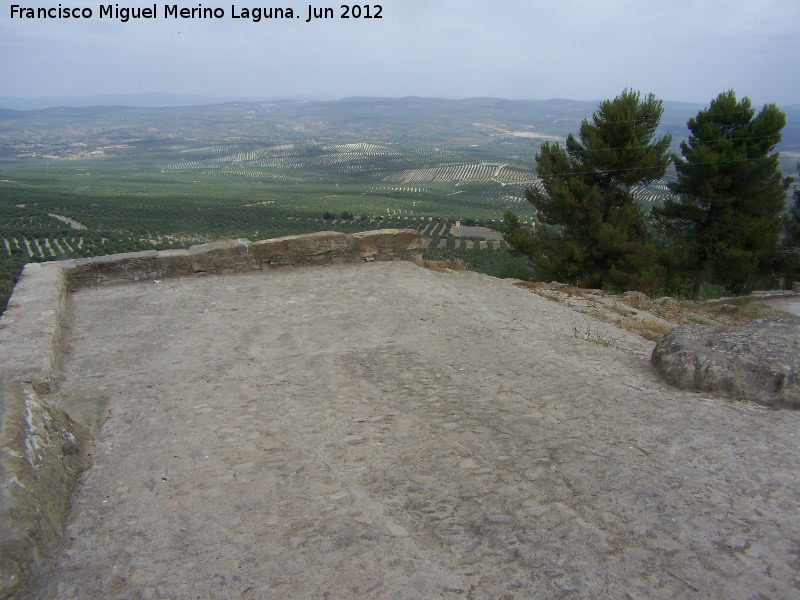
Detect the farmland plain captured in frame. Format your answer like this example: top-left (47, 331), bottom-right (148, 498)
top-left (1, 97), bottom-right (798, 311)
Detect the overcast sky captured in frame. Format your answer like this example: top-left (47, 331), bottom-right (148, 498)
top-left (1, 0), bottom-right (798, 105)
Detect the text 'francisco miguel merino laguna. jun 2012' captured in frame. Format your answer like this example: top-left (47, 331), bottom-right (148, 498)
top-left (9, 3), bottom-right (384, 23)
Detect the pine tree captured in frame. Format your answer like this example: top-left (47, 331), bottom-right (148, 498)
top-left (505, 90), bottom-right (671, 291)
top-left (654, 91), bottom-right (791, 296)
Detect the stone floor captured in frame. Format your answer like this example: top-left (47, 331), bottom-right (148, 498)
top-left (48, 261), bottom-right (800, 599)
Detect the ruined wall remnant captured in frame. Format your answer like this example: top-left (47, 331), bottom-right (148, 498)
top-left (0, 229), bottom-right (422, 598)
top-left (65, 229), bottom-right (424, 288)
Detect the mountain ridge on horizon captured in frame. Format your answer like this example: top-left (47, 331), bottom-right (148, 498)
top-left (0, 92), bottom-right (731, 112)
top-left (4, 91), bottom-right (799, 112)
top-left (1, 94), bottom-right (798, 155)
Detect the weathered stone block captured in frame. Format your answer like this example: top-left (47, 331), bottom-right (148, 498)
top-left (69, 251), bottom-right (163, 287)
top-left (350, 229), bottom-right (424, 262)
top-left (186, 239), bottom-right (259, 273)
top-left (253, 231), bottom-right (350, 265)
top-left (155, 249), bottom-right (193, 277)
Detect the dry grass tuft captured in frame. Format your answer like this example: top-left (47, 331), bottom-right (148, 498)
top-left (616, 318), bottom-right (675, 341)
top-left (424, 258), bottom-right (468, 272)
top-left (609, 302), bottom-right (637, 317)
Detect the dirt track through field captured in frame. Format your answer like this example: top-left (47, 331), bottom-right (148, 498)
top-left (49, 262), bottom-right (800, 599)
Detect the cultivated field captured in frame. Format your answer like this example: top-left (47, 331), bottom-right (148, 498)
top-left (0, 136), bottom-right (547, 308)
top-left (0, 131), bottom-right (731, 313)
top-left (3, 96), bottom-right (797, 312)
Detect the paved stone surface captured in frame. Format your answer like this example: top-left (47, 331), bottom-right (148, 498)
top-left (0, 231), bottom-right (424, 598)
top-left (48, 262), bottom-right (800, 599)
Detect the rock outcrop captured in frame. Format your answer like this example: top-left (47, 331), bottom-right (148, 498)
top-left (651, 315), bottom-right (800, 408)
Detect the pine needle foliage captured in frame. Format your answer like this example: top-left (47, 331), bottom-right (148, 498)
top-left (506, 90), bottom-right (671, 292)
top-left (654, 90), bottom-right (791, 296)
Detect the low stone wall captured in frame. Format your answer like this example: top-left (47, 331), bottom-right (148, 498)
top-left (66, 229), bottom-right (423, 289)
top-left (0, 229), bottom-right (422, 599)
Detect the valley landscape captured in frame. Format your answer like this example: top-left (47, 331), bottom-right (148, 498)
top-left (2, 97), bottom-right (800, 597)
top-left (3, 96), bottom-right (798, 312)
top-left (3, 0), bottom-right (799, 595)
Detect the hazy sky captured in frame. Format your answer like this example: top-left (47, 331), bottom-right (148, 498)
top-left (2, 0), bottom-right (798, 104)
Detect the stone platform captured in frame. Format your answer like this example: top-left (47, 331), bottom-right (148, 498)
top-left (2, 231), bottom-right (800, 599)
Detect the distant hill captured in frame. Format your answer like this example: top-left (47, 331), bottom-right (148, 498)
top-left (0, 97), bottom-right (694, 144)
top-left (0, 94), bottom-right (228, 110)
top-left (0, 96), bottom-right (797, 156)
top-left (0, 93), bottom-right (335, 111)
